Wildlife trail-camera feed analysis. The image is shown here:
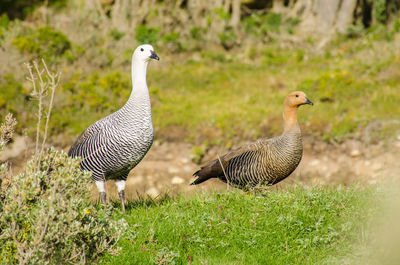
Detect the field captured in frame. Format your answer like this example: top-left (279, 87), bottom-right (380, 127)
top-left (2, 37), bottom-right (400, 144)
top-left (100, 187), bottom-right (379, 265)
top-left (1, 1), bottom-right (400, 264)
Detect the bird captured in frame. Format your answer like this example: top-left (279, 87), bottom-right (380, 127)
top-left (68, 44), bottom-right (159, 211)
top-left (191, 91), bottom-right (313, 190)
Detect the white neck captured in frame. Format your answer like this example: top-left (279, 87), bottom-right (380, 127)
top-left (119, 57), bottom-right (152, 115)
top-left (115, 54), bottom-right (153, 136)
top-left (130, 58), bottom-right (149, 96)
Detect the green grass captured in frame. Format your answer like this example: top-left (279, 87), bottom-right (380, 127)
top-left (2, 24), bottom-right (400, 144)
top-left (149, 42), bottom-right (400, 143)
top-left (100, 186), bottom-right (378, 265)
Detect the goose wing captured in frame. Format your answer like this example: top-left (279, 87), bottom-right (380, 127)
top-left (68, 120), bottom-right (110, 160)
top-left (191, 141), bottom-right (265, 185)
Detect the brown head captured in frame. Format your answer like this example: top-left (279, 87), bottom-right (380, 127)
top-left (283, 91), bottom-right (313, 132)
top-left (284, 91), bottom-right (313, 108)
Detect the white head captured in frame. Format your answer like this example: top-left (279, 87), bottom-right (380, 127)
top-left (133, 44), bottom-right (159, 62)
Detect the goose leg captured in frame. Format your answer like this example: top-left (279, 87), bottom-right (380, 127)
top-left (115, 180), bottom-right (126, 212)
top-left (119, 190), bottom-right (125, 212)
top-left (99, 192), bottom-right (107, 204)
top-left (95, 180), bottom-right (107, 205)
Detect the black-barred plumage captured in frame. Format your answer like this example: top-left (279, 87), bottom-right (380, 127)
top-left (191, 91), bottom-right (313, 190)
top-left (68, 44), bottom-right (159, 211)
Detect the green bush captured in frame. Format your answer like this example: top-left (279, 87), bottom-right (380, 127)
top-left (189, 27), bottom-right (203, 39)
top-left (135, 24), bottom-right (160, 44)
top-left (55, 71), bottom-right (130, 134)
top-left (0, 114), bottom-right (17, 152)
top-left (243, 12), bottom-right (282, 38)
top-left (0, 69), bottom-right (134, 137)
top-left (345, 23), bottom-right (365, 39)
top-left (214, 7), bottom-right (231, 20)
top-left (0, 13), bottom-right (10, 38)
top-left (187, 27), bottom-right (207, 51)
top-left (0, 74), bottom-right (33, 132)
top-left (0, 147), bottom-right (126, 264)
top-left (218, 26), bottom-right (237, 50)
top-left (109, 28), bottom-right (125, 41)
top-left (373, 0), bottom-right (388, 24)
top-left (366, 23), bottom-right (394, 41)
top-left (0, 0), bottom-right (67, 19)
top-left (0, 13), bottom-right (10, 28)
top-left (0, 74), bottom-right (26, 108)
top-left (0, 61), bottom-right (127, 264)
top-left (286, 17), bottom-right (300, 34)
top-left (12, 26), bottom-right (71, 62)
top-left (393, 19), bottom-right (400, 33)
top-left (161, 32), bottom-right (183, 53)
top-left (265, 12), bottom-right (282, 29)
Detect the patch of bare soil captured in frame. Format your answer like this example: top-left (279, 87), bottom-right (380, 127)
top-left (119, 136), bottom-right (400, 199)
top-left (1, 135), bottom-right (399, 201)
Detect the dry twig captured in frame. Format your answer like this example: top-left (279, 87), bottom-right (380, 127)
top-left (25, 60), bottom-right (61, 166)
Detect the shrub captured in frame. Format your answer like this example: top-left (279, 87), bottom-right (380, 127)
top-left (0, 74), bottom-right (32, 132)
top-left (218, 26), bottom-right (237, 50)
top-left (161, 32), bottom-right (183, 53)
top-left (243, 12), bottom-right (282, 38)
top-left (265, 12), bottom-right (282, 30)
top-left (109, 28), bottom-right (125, 41)
top-left (0, 114), bottom-right (17, 154)
top-left (0, 13), bottom-right (10, 29)
top-left (0, 148), bottom-right (127, 264)
top-left (0, 13), bottom-right (10, 38)
top-left (0, 61), bottom-right (126, 264)
top-left (135, 24), bottom-right (160, 44)
top-left (372, 0), bottom-right (387, 24)
top-left (0, 0), bottom-right (67, 19)
top-left (55, 71), bottom-right (130, 135)
top-left (190, 27), bottom-right (203, 39)
top-left (345, 23), bottom-right (365, 39)
top-left (12, 26), bottom-right (71, 62)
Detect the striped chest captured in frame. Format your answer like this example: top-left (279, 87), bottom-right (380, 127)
top-left (105, 115), bottom-right (154, 171)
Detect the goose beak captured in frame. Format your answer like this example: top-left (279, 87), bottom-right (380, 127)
top-left (305, 97), bottom-right (313, 106)
top-left (149, 50), bottom-right (159, 60)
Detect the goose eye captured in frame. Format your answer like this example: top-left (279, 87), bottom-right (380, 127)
top-left (140, 48), bottom-right (144, 52)
top-left (295, 94), bottom-right (299, 98)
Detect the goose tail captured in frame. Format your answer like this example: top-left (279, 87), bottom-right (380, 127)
top-left (190, 168), bottom-right (213, 185)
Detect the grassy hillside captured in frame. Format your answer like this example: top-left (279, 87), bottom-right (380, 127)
top-left (99, 186), bottom-right (378, 265)
top-left (0, 3), bottom-right (399, 145)
top-left (149, 41), bottom-right (400, 144)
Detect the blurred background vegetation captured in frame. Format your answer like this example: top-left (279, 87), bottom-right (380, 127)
top-left (0, 0), bottom-right (399, 146)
